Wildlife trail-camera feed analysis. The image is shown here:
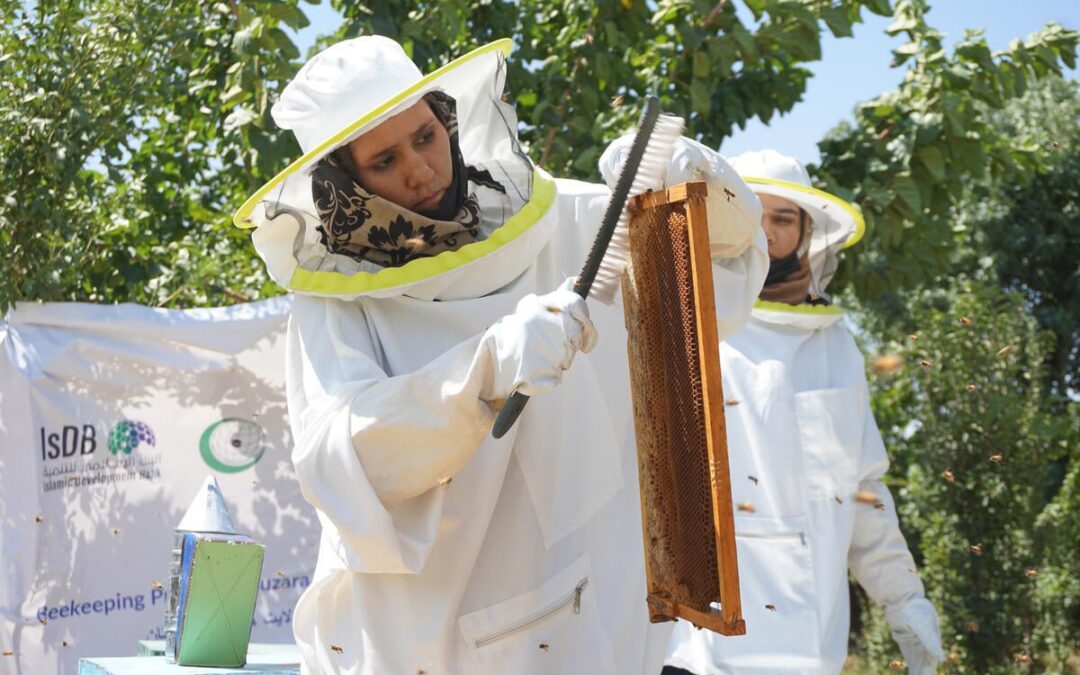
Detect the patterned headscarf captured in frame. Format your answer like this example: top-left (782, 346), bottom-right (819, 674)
top-left (310, 91), bottom-right (505, 268)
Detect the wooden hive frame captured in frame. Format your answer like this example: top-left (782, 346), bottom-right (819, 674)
top-left (622, 181), bottom-right (744, 636)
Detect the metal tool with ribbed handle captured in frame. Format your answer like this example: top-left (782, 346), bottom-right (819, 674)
top-left (491, 96), bottom-right (678, 439)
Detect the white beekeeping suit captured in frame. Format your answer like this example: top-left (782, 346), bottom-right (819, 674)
top-left (235, 36), bottom-right (768, 675)
top-left (663, 150), bottom-right (945, 675)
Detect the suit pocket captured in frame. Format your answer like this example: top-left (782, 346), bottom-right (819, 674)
top-left (458, 555), bottom-right (616, 675)
top-left (724, 515), bottom-right (823, 667)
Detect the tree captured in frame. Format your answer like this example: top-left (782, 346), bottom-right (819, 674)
top-left (960, 77), bottom-right (1080, 399)
top-left (2, 0), bottom-right (905, 311)
top-left (853, 278), bottom-right (1079, 673)
top-left (0, 0), bottom-right (304, 311)
top-left (815, 0), bottom-right (1077, 303)
top-left (3, 1), bottom-right (1075, 312)
top-left (846, 76), bottom-right (1080, 674)
top-left (323, 0), bottom-right (895, 178)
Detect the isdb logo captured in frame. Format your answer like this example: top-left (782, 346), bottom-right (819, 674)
top-left (107, 420), bottom-right (156, 455)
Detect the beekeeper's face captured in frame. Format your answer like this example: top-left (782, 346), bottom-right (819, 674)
top-left (759, 193), bottom-right (805, 259)
top-left (346, 100), bottom-right (453, 212)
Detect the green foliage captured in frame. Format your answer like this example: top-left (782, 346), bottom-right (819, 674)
top-left (815, 0), bottom-right (1078, 302)
top-left (3, 1), bottom-right (1075, 314)
top-left (1, 0), bottom-right (903, 311)
top-left (326, 0), bottom-right (894, 177)
top-left (855, 278), bottom-right (1079, 673)
top-left (0, 0), bottom-right (899, 311)
top-left (958, 77), bottom-right (1080, 398)
top-left (0, 0), bottom-right (297, 311)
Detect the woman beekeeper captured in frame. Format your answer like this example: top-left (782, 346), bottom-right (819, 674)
top-left (661, 150), bottom-right (944, 675)
top-left (233, 36), bottom-right (768, 674)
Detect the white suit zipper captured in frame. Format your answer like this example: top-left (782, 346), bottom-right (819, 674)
top-left (474, 578), bottom-right (589, 648)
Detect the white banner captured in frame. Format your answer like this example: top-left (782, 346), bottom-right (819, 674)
top-left (0, 297), bottom-right (316, 674)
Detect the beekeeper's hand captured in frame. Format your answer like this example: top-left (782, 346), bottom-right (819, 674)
top-left (887, 598), bottom-right (945, 675)
top-left (479, 278), bottom-right (597, 402)
top-left (599, 134), bottom-right (761, 260)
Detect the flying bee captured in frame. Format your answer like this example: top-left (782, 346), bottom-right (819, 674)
top-left (969, 544), bottom-right (983, 554)
top-left (967, 620), bottom-right (980, 632)
top-left (150, 581), bottom-right (163, 590)
top-left (959, 317), bottom-right (973, 326)
top-left (765, 604), bottom-right (776, 612)
top-left (854, 491), bottom-right (879, 505)
top-left (919, 359), bottom-right (933, 373)
top-left (35, 515), bottom-right (43, 523)
top-left (966, 384), bottom-right (976, 392)
top-left (112, 528), bottom-right (122, 536)
top-left (725, 398), bottom-right (740, 406)
top-left (3, 650), bottom-right (14, 656)
top-left (989, 454), bottom-right (1004, 463)
top-left (737, 502), bottom-right (756, 513)
top-left (539, 643), bottom-right (550, 652)
top-left (610, 94), bottom-right (624, 108)
top-left (1013, 652), bottom-right (1032, 664)
top-left (888, 659), bottom-right (904, 670)
top-left (907, 333), bottom-right (919, 342)
top-left (870, 354), bottom-right (903, 375)
top-left (438, 476), bottom-right (453, 486)
top-left (996, 345), bottom-right (1013, 358)
top-left (834, 496), bottom-right (843, 504)
top-left (330, 645), bottom-right (344, 654)
top-left (1024, 568), bottom-right (1038, 578)
top-left (277, 571), bottom-right (286, 577)
top-left (747, 475), bottom-right (759, 485)
top-left (942, 469), bottom-right (955, 483)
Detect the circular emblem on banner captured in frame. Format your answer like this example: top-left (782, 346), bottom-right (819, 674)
top-left (199, 419), bottom-right (267, 473)
top-left (107, 420), bottom-right (156, 455)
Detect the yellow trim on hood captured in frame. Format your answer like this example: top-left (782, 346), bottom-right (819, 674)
top-left (753, 299), bottom-right (844, 315)
top-left (233, 39), bottom-right (515, 230)
top-left (741, 176), bottom-right (865, 249)
top-left (287, 169), bottom-right (556, 295)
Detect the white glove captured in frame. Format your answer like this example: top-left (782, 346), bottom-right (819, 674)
top-left (599, 135), bottom-right (761, 259)
top-left (479, 278), bottom-right (597, 401)
top-left (886, 598), bottom-right (945, 675)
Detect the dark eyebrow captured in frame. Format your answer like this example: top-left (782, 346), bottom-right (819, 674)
top-left (363, 121), bottom-right (437, 165)
top-left (769, 207), bottom-right (800, 215)
top-left (412, 121), bottom-right (435, 141)
top-left (363, 144), bottom-right (395, 165)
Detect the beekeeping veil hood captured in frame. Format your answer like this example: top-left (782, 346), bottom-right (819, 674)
top-left (728, 149), bottom-right (864, 300)
top-left (233, 37), bottom-right (548, 301)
